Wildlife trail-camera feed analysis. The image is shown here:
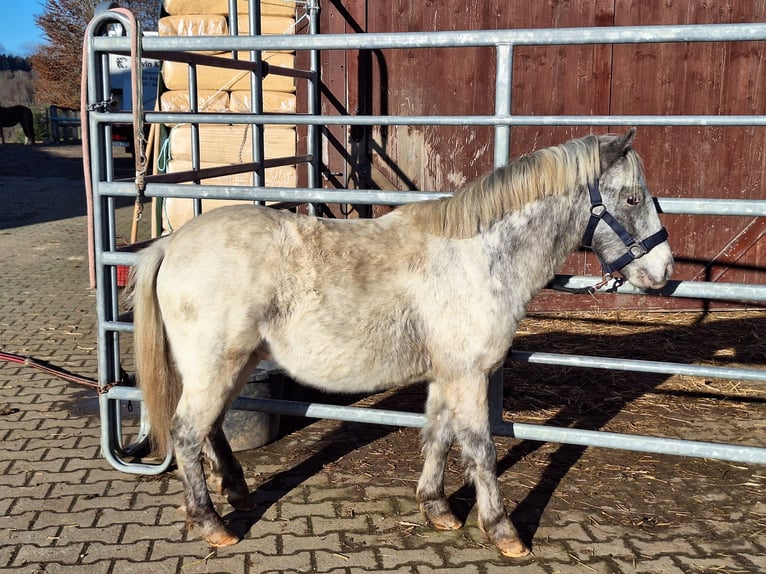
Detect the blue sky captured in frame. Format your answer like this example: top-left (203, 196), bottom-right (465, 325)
top-left (0, 2), bottom-right (45, 56)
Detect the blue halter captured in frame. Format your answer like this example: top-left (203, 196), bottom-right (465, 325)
top-left (581, 179), bottom-right (669, 275)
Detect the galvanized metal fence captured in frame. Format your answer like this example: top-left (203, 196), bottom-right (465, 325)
top-left (84, 4), bottom-right (766, 475)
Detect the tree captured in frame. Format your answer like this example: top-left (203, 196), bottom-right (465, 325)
top-left (32, 0), bottom-right (159, 108)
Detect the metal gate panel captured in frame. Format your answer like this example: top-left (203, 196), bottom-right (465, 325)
top-left (84, 5), bottom-right (766, 474)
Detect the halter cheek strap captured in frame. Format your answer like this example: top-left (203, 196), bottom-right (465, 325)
top-left (582, 179), bottom-right (669, 275)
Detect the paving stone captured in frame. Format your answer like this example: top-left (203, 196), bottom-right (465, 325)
top-left (311, 514), bottom-right (371, 535)
top-left (79, 540), bottom-right (152, 563)
top-left (150, 540), bottom-right (225, 561)
top-left (108, 558), bottom-right (181, 573)
top-left (122, 522), bottom-right (185, 543)
top-left (304, 485), bottom-right (362, 503)
top-left (612, 555), bottom-right (687, 573)
top-left (281, 532), bottom-right (344, 554)
top-left (96, 507), bottom-right (160, 528)
top-left (232, 533), bottom-right (279, 555)
top-left (379, 547), bottom-right (445, 570)
top-left (279, 500), bottom-right (339, 520)
top-left (11, 542), bottom-right (87, 567)
top-left (485, 559), bottom-right (549, 573)
top-left (3, 524), bottom-right (60, 546)
top-left (179, 553), bottom-right (247, 574)
top-left (255, 550), bottom-right (313, 573)
top-left (54, 524), bottom-right (123, 545)
top-left (314, 548), bottom-right (380, 571)
top-left (26, 563), bottom-right (112, 574)
top-left (420, 565), bottom-right (481, 574)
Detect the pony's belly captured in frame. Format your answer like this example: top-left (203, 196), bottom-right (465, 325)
top-left (267, 342), bottom-right (427, 394)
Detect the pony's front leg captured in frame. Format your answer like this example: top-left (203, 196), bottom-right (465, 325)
top-left (172, 414), bottom-right (239, 547)
top-left (450, 378), bottom-right (530, 559)
top-left (417, 383), bottom-right (461, 530)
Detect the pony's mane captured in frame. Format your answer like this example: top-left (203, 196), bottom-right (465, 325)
top-left (401, 134), bottom-right (604, 239)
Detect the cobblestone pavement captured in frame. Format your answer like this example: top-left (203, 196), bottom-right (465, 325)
top-left (1, 145), bottom-right (765, 573)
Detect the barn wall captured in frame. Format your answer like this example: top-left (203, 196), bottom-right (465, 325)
top-left (317, 1), bottom-right (766, 311)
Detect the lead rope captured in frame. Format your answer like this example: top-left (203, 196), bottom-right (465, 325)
top-left (82, 7), bottom-right (147, 288)
top-left (124, 8), bottom-right (148, 221)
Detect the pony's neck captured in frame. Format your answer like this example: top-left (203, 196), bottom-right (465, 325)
top-left (482, 186), bottom-right (590, 304)
top-left (401, 135), bottom-right (601, 240)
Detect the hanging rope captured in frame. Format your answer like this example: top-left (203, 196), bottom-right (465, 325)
top-left (82, 7), bottom-right (147, 288)
top-left (0, 351), bottom-right (126, 393)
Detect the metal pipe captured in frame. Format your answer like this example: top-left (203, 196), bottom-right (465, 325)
top-left (306, 0), bottom-right (322, 215)
top-left (550, 275), bottom-right (766, 302)
top-left (103, 386), bottom-right (766, 465)
top-left (511, 350), bottom-right (766, 382)
top-left (221, 397), bottom-right (766, 465)
top-left (92, 22), bottom-right (766, 53)
top-left (96, 180), bottom-right (766, 217)
top-left (95, 110), bottom-right (766, 127)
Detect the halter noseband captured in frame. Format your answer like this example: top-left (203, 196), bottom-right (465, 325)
top-left (581, 179), bottom-right (668, 275)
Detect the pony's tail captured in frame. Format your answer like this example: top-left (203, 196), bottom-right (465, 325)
top-left (128, 238), bottom-right (180, 456)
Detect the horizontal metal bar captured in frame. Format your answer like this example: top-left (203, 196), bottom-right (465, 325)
top-left (95, 181), bottom-right (765, 218)
top-left (103, 388), bottom-right (765, 464)
top-left (102, 320), bottom-right (134, 333)
top-left (93, 111), bottom-right (766, 127)
top-left (230, 397), bottom-right (766, 465)
top-left (97, 181), bottom-right (453, 204)
top-left (511, 350), bottom-right (766, 382)
top-left (233, 396), bottom-right (426, 428)
top-left (90, 22), bottom-right (766, 53)
top-left (494, 420), bottom-right (766, 465)
top-left (551, 275), bottom-right (766, 302)
top-left (658, 197), bottom-right (766, 217)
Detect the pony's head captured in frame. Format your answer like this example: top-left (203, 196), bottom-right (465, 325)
top-left (586, 129), bottom-right (674, 290)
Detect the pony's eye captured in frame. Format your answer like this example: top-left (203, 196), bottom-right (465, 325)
top-left (626, 195), bottom-right (641, 206)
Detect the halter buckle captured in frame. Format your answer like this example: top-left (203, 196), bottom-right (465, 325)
top-left (628, 243), bottom-right (647, 259)
top-left (590, 204), bottom-right (606, 218)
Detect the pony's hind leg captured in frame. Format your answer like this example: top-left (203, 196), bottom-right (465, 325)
top-left (448, 375), bottom-right (530, 559)
top-left (204, 421), bottom-right (254, 512)
top-left (417, 383), bottom-right (461, 530)
top-left (172, 407), bottom-right (239, 547)
top-left (172, 350), bottom-right (262, 546)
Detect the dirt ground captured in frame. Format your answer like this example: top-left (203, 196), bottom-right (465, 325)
top-left (2, 143), bottom-right (765, 571)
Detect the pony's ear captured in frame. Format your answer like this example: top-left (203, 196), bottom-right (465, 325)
top-left (600, 128), bottom-right (637, 172)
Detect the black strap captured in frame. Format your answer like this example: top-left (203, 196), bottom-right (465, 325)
top-left (581, 179), bottom-right (668, 275)
top-left (601, 226), bottom-right (668, 274)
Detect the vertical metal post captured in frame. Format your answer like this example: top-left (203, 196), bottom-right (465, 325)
top-left (187, 64), bottom-right (202, 215)
top-left (248, 0), bottom-right (266, 198)
top-left (306, 0), bottom-right (321, 215)
top-left (494, 44), bottom-right (513, 168)
top-left (489, 43), bottom-right (514, 428)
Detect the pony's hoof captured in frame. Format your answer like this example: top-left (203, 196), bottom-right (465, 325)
top-left (430, 512), bottom-right (463, 531)
top-left (479, 518), bottom-right (530, 558)
top-left (495, 537), bottom-right (530, 559)
top-left (205, 528), bottom-right (240, 547)
top-left (420, 503), bottom-right (463, 531)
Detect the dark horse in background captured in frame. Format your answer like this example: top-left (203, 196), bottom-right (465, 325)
top-left (0, 105), bottom-right (35, 144)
